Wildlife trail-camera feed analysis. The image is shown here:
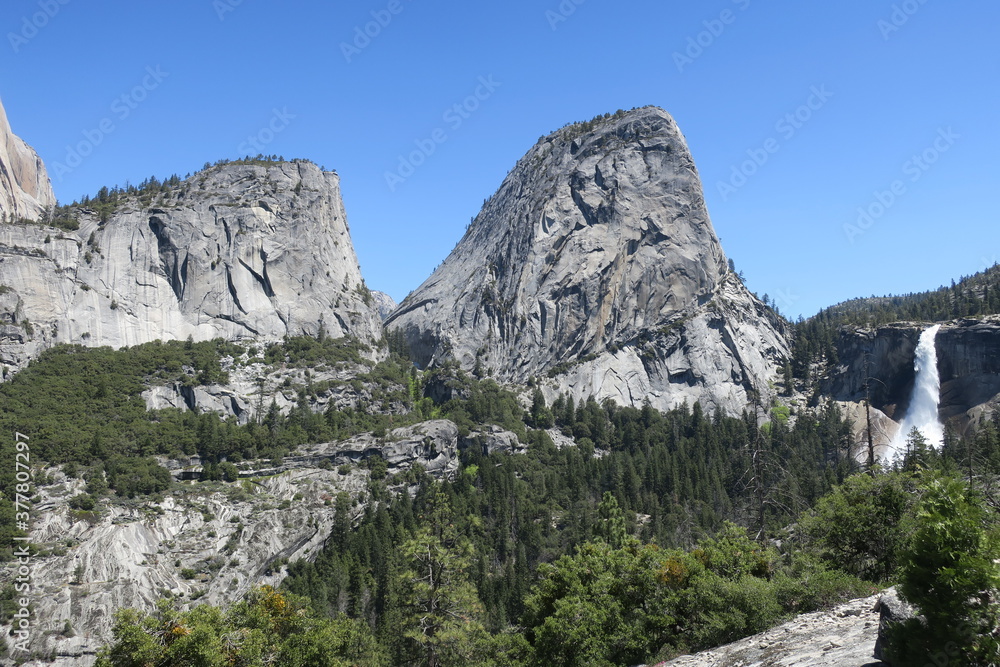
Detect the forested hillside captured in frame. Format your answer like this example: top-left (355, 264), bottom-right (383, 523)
top-left (5, 332), bottom-right (1000, 664)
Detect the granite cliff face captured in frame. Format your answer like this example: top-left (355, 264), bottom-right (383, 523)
top-left (822, 316), bottom-right (1000, 436)
top-left (0, 97), bottom-right (56, 222)
top-left (0, 420), bottom-right (513, 666)
top-left (0, 161), bottom-right (383, 371)
top-left (387, 107), bottom-right (789, 414)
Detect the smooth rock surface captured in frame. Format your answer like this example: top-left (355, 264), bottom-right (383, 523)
top-left (0, 161), bottom-right (383, 373)
top-left (388, 107), bottom-right (789, 415)
top-left (0, 97), bottom-right (56, 222)
top-left (658, 592), bottom-right (885, 667)
top-left (834, 400), bottom-right (900, 464)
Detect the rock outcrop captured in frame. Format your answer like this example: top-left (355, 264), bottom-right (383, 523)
top-left (387, 107), bottom-right (789, 415)
top-left (873, 588), bottom-right (916, 664)
top-left (833, 400), bottom-right (900, 463)
top-left (937, 317), bottom-right (1000, 429)
top-left (0, 161), bottom-right (383, 373)
top-left (0, 97), bottom-right (56, 222)
top-left (1, 467), bottom-right (370, 666)
top-left (371, 290), bottom-right (397, 320)
top-left (0, 417), bottom-right (481, 666)
top-left (657, 591), bottom-right (885, 666)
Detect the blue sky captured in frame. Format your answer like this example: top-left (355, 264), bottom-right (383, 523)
top-left (1, 0), bottom-right (996, 319)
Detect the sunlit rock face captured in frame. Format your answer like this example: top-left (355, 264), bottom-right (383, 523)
top-left (0, 161), bottom-right (383, 372)
top-left (388, 107), bottom-right (789, 414)
top-left (0, 96), bottom-right (56, 222)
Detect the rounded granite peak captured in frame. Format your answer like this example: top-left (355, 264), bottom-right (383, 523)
top-left (388, 106), bottom-right (787, 415)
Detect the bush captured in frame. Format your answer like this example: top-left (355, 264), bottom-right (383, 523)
top-left (798, 471), bottom-right (917, 583)
top-left (887, 474), bottom-right (1000, 664)
top-left (94, 587), bottom-right (389, 667)
top-left (523, 522), bottom-right (870, 665)
top-left (68, 493), bottom-right (96, 511)
top-left (105, 457), bottom-right (172, 498)
top-left (218, 462), bottom-right (239, 482)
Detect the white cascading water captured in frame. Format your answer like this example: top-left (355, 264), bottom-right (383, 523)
top-left (888, 324), bottom-right (944, 463)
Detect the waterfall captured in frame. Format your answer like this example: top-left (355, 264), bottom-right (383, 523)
top-left (888, 324), bottom-right (944, 463)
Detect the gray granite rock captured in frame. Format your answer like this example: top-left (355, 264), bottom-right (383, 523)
top-left (371, 290), bottom-right (397, 320)
top-left (388, 107), bottom-right (789, 415)
top-left (0, 417), bottom-right (482, 666)
top-left (657, 591), bottom-right (886, 667)
top-left (0, 161), bottom-right (383, 373)
top-left (0, 467), bottom-right (370, 666)
top-left (0, 96), bottom-right (56, 222)
top-left (873, 587), bottom-right (917, 664)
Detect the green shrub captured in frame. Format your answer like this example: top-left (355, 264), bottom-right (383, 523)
top-left (105, 457), bottom-right (172, 498)
top-left (887, 474), bottom-right (1000, 664)
top-left (798, 471), bottom-right (917, 582)
top-left (68, 493), bottom-right (96, 511)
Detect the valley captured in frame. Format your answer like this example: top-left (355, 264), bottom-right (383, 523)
top-left (1, 98), bottom-right (999, 666)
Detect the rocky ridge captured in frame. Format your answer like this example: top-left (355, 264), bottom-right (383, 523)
top-left (1, 418), bottom-right (491, 666)
top-left (387, 107), bottom-right (789, 415)
top-left (0, 98), bottom-right (56, 222)
top-left (3, 467), bottom-right (367, 666)
top-left (371, 290), bottom-right (397, 320)
top-left (0, 161), bottom-right (383, 373)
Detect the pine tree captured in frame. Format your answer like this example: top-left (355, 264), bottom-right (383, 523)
top-left (889, 475), bottom-right (1000, 664)
top-left (397, 489), bottom-right (487, 666)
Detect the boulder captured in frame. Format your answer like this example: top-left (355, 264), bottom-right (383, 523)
top-left (872, 587), bottom-right (917, 664)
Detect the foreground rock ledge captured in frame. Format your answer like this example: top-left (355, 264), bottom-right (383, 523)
top-left (656, 592), bottom-right (885, 667)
